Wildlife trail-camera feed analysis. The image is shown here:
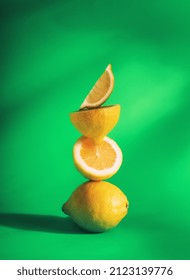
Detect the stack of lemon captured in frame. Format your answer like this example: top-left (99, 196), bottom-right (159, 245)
top-left (62, 65), bottom-right (129, 232)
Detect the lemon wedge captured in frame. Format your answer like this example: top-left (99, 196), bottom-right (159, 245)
top-left (80, 64), bottom-right (114, 109)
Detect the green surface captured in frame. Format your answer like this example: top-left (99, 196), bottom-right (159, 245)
top-left (0, 0), bottom-right (190, 260)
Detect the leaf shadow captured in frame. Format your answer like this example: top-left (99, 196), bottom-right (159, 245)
top-left (0, 213), bottom-right (87, 234)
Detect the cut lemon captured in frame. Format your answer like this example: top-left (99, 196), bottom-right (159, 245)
top-left (70, 104), bottom-right (120, 144)
top-left (80, 64), bottom-right (114, 109)
top-left (73, 136), bottom-right (122, 181)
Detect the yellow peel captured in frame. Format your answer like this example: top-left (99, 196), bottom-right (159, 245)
top-left (70, 104), bottom-right (120, 144)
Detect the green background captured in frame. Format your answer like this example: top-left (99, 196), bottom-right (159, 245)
top-left (0, 0), bottom-right (190, 260)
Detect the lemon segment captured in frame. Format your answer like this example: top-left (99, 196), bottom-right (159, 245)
top-left (80, 64), bottom-right (114, 109)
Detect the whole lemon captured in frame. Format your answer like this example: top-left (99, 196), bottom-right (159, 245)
top-left (62, 181), bottom-right (129, 232)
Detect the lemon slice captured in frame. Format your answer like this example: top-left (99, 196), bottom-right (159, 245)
top-left (73, 136), bottom-right (122, 181)
top-left (80, 64), bottom-right (114, 109)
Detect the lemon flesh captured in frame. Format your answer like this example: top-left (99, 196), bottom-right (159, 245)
top-left (73, 136), bottom-right (122, 181)
top-left (62, 181), bottom-right (129, 232)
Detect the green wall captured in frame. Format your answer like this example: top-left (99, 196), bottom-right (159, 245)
top-left (0, 0), bottom-right (190, 259)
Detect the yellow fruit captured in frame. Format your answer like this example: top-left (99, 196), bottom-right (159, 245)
top-left (80, 64), bottom-right (114, 109)
top-left (70, 104), bottom-right (120, 143)
top-left (73, 136), bottom-right (122, 181)
top-left (62, 181), bottom-right (129, 232)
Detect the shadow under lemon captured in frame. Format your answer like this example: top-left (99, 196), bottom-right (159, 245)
top-left (0, 213), bottom-right (88, 234)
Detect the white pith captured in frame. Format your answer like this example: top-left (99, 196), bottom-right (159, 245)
top-left (74, 136), bottom-right (122, 177)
